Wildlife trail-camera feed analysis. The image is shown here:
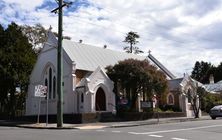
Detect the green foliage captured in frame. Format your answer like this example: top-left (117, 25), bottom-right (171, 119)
top-left (153, 107), bottom-right (163, 112)
top-left (214, 62), bottom-right (222, 82)
top-left (21, 24), bottom-right (47, 49)
top-left (201, 93), bottom-right (222, 113)
top-left (159, 105), bottom-right (182, 112)
top-left (191, 61), bottom-right (222, 84)
top-left (21, 24), bottom-right (71, 54)
top-left (191, 61), bottom-right (222, 115)
top-left (106, 59), bottom-right (168, 111)
top-left (0, 22), bottom-right (37, 117)
top-left (123, 31), bottom-right (143, 54)
top-left (191, 61), bottom-right (214, 84)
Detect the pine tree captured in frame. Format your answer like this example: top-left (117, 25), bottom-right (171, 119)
top-left (123, 31), bottom-right (143, 54)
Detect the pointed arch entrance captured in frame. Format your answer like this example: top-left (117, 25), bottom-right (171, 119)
top-left (95, 87), bottom-right (106, 111)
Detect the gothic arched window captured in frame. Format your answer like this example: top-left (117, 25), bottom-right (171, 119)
top-left (168, 94), bottom-right (174, 105)
top-left (49, 68), bottom-right (52, 99)
top-left (187, 89), bottom-right (192, 103)
top-left (81, 93), bottom-right (84, 103)
top-left (43, 64), bottom-right (56, 100)
top-left (53, 76), bottom-right (56, 99)
top-left (44, 78), bottom-right (48, 100)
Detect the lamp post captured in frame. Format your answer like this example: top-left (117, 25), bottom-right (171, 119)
top-left (51, 0), bottom-right (72, 128)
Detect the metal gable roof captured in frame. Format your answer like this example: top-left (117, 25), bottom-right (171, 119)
top-left (148, 53), bottom-right (176, 79)
top-left (168, 78), bottom-right (183, 90)
top-left (203, 81), bottom-right (222, 93)
top-left (62, 40), bottom-right (147, 72)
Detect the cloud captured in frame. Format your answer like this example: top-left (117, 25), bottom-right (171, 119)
top-left (180, 0), bottom-right (222, 17)
top-left (1, 0), bottom-right (222, 77)
top-left (2, 0), bottom-right (45, 10)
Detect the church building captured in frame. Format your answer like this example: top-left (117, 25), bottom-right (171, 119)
top-left (25, 30), bottom-right (200, 119)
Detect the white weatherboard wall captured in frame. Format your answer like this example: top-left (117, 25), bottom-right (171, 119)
top-left (86, 67), bottom-right (115, 113)
top-left (26, 32), bottom-right (76, 115)
top-left (74, 66), bottom-right (115, 113)
top-left (26, 31), bottom-right (116, 116)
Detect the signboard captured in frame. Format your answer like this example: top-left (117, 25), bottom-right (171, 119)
top-left (141, 101), bottom-right (152, 108)
top-left (35, 85), bottom-right (47, 97)
top-left (35, 85), bottom-right (47, 125)
top-left (119, 98), bottom-right (128, 105)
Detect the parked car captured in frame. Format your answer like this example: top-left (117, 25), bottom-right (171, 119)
top-left (209, 105), bottom-right (222, 119)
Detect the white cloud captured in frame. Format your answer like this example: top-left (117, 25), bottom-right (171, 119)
top-left (2, 0), bottom-right (45, 10)
top-left (1, 0), bottom-right (222, 77)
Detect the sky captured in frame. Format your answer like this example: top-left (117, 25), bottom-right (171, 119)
top-left (1, 0), bottom-right (222, 77)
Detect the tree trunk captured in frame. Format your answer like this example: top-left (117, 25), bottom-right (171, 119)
top-left (130, 43), bottom-right (133, 53)
top-left (191, 103), bottom-right (199, 118)
top-left (130, 88), bottom-right (138, 111)
top-left (9, 86), bottom-right (16, 118)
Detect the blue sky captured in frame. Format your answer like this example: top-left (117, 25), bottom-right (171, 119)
top-left (1, 0), bottom-right (222, 77)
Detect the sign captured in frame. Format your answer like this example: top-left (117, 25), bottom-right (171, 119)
top-left (120, 98), bottom-right (128, 105)
top-left (35, 85), bottom-right (47, 97)
top-left (141, 101), bottom-right (152, 108)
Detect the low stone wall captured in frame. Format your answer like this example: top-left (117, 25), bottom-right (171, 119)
top-left (117, 112), bottom-right (154, 121)
top-left (80, 113), bottom-right (98, 123)
top-left (22, 112), bottom-right (115, 123)
top-left (118, 112), bottom-right (186, 121)
top-left (153, 112), bottom-right (186, 118)
top-left (19, 114), bottom-right (82, 124)
top-left (11, 112), bottom-right (186, 123)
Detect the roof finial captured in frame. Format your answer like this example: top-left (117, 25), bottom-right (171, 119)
top-left (49, 25), bottom-right (52, 31)
top-left (104, 44), bottom-right (107, 49)
top-left (148, 50), bottom-right (151, 54)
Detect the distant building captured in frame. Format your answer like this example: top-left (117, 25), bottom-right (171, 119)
top-left (203, 75), bottom-right (222, 94)
top-left (167, 74), bottom-right (202, 117)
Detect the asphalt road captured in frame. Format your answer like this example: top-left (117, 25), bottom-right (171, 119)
top-left (1, 119), bottom-right (222, 140)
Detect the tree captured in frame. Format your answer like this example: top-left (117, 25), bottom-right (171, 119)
top-left (214, 62), bottom-right (222, 82)
top-left (0, 24), bottom-right (10, 115)
top-left (182, 75), bottom-right (207, 118)
top-left (123, 31), bottom-right (143, 54)
top-left (188, 86), bottom-right (206, 118)
top-left (191, 61), bottom-right (214, 84)
top-left (201, 93), bottom-right (222, 113)
top-left (106, 59), bottom-right (168, 111)
top-left (0, 22), bottom-right (37, 117)
top-left (21, 24), bottom-right (71, 53)
top-left (21, 24), bottom-right (47, 49)
top-left (191, 61), bottom-right (222, 84)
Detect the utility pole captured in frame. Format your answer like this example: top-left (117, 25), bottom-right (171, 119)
top-left (51, 0), bottom-right (72, 128)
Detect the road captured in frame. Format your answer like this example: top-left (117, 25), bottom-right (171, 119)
top-left (0, 119), bottom-right (222, 140)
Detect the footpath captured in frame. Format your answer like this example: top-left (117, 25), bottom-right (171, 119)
top-left (0, 116), bottom-right (211, 130)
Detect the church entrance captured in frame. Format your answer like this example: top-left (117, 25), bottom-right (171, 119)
top-left (95, 87), bottom-right (106, 111)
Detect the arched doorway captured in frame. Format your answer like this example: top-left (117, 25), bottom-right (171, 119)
top-left (95, 87), bottom-right (106, 111)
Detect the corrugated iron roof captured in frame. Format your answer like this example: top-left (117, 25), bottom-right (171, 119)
top-left (63, 40), bottom-right (146, 71)
top-left (168, 78), bottom-right (183, 90)
top-left (148, 53), bottom-right (176, 79)
top-left (61, 39), bottom-right (176, 80)
top-left (203, 81), bottom-right (222, 93)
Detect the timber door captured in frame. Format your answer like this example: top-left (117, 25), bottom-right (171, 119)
top-left (95, 87), bottom-right (106, 111)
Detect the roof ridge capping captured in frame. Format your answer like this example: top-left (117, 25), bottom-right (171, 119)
top-left (63, 39), bottom-right (145, 57)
